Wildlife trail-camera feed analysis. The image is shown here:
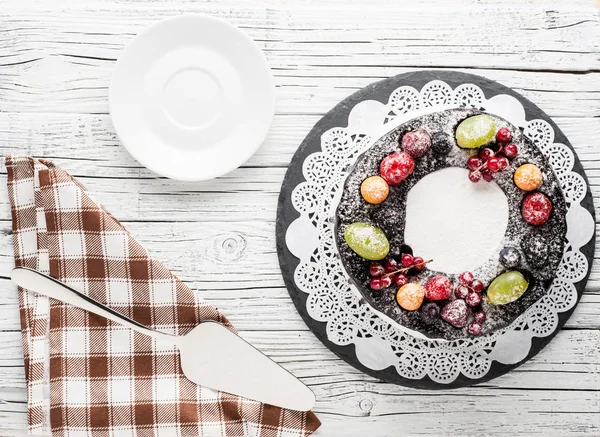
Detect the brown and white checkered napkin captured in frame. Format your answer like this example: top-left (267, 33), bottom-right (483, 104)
top-left (6, 156), bottom-right (321, 437)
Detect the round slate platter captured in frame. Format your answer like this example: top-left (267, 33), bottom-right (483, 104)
top-left (276, 70), bottom-right (596, 389)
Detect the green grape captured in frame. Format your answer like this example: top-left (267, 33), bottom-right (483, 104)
top-left (344, 222), bottom-right (389, 261)
top-left (486, 271), bottom-right (529, 305)
top-left (455, 115), bottom-right (496, 149)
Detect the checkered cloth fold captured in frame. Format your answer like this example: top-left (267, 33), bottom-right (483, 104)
top-left (6, 156), bottom-right (320, 437)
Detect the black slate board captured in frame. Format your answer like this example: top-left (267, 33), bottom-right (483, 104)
top-left (276, 70), bottom-right (596, 389)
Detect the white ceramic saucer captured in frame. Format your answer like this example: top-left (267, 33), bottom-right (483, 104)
top-left (109, 15), bottom-right (275, 181)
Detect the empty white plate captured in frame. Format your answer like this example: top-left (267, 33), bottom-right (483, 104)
top-left (109, 15), bottom-right (275, 181)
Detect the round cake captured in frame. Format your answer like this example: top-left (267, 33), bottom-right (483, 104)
top-left (335, 108), bottom-right (567, 341)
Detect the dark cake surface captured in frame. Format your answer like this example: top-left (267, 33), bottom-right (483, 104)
top-left (335, 108), bottom-right (567, 341)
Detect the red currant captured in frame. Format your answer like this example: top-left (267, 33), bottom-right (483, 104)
top-left (380, 276), bottom-right (393, 288)
top-left (497, 156), bottom-right (509, 170)
top-left (459, 271), bottom-right (474, 285)
top-left (400, 253), bottom-right (414, 267)
top-left (466, 291), bottom-right (482, 307)
top-left (496, 127), bottom-right (513, 143)
top-left (471, 279), bottom-right (484, 293)
top-left (479, 148), bottom-right (494, 161)
top-left (487, 157), bottom-right (500, 172)
top-left (455, 285), bottom-right (469, 299)
top-left (369, 262), bottom-right (385, 277)
top-left (412, 256), bottom-right (425, 271)
top-left (474, 311), bottom-right (487, 323)
top-left (468, 170), bottom-right (482, 183)
top-left (504, 143), bottom-right (518, 159)
top-left (467, 157), bottom-right (483, 171)
top-left (394, 273), bottom-right (409, 287)
top-left (384, 259), bottom-right (398, 273)
top-left (468, 321), bottom-right (483, 335)
top-left (370, 278), bottom-right (383, 290)
top-left (481, 168), bottom-right (494, 182)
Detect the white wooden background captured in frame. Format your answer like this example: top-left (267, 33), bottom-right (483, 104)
top-left (0, 0), bottom-right (599, 435)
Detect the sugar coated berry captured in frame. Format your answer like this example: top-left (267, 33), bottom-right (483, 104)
top-left (380, 152), bottom-right (415, 185)
top-left (396, 283), bottom-right (425, 311)
top-left (474, 311), bottom-right (487, 323)
top-left (401, 253), bottom-right (414, 267)
top-left (514, 164), bottom-right (543, 191)
top-left (498, 156), bottom-right (509, 170)
top-left (412, 256), bottom-right (425, 270)
top-left (504, 143), bottom-right (518, 159)
top-left (425, 275), bottom-right (453, 301)
top-left (469, 170), bottom-right (482, 183)
top-left (522, 192), bottom-right (552, 225)
top-left (369, 262), bottom-right (385, 277)
top-left (466, 291), bottom-right (482, 307)
top-left (479, 148), bottom-right (494, 161)
top-left (499, 247), bottom-right (521, 268)
top-left (361, 176), bottom-right (389, 204)
top-left (384, 258), bottom-right (399, 273)
top-left (459, 271), bottom-right (474, 285)
top-left (467, 157), bottom-right (482, 171)
top-left (455, 284), bottom-right (469, 299)
top-left (395, 273), bottom-right (409, 287)
top-left (456, 115), bottom-right (496, 149)
top-left (344, 222), bottom-right (390, 260)
top-left (431, 131), bottom-right (453, 155)
top-left (481, 168), bottom-right (494, 182)
top-left (487, 156), bottom-right (500, 172)
top-left (420, 302), bottom-right (440, 325)
top-left (401, 129), bottom-right (431, 158)
top-left (441, 299), bottom-right (468, 328)
top-left (496, 127), bottom-right (513, 143)
top-left (471, 279), bottom-right (484, 293)
top-left (370, 278), bottom-right (383, 290)
top-left (380, 276), bottom-right (393, 288)
top-left (468, 321), bottom-right (483, 335)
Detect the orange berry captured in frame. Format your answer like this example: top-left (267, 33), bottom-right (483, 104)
top-left (396, 283), bottom-right (425, 311)
top-left (514, 164), bottom-right (543, 191)
top-left (360, 176), bottom-right (389, 204)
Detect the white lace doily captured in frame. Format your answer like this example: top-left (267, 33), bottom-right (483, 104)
top-left (285, 80), bottom-right (594, 384)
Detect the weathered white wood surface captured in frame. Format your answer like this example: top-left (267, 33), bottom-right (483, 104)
top-left (0, 0), bottom-right (599, 436)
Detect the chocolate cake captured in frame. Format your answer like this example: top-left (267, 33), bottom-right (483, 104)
top-left (335, 108), bottom-right (567, 341)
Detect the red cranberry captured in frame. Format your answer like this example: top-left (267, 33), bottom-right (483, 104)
top-left (468, 170), bottom-right (482, 183)
top-left (467, 157), bottom-right (483, 171)
top-left (455, 285), bottom-right (469, 299)
top-left (401, 129), bottom-right (431, 159)
top-left (522, 192), bottom-right (552, 226)
top-left (370, 278), bottom-right (383, 290)
top-left (369, 262), bottom-right (385, 277)
top-left (487, 157), bottom-right (500, 172)
top-left (471, 279), bottom-right (484, 293)
top-left (384, 259), bottom-right (399, 273)
top-left (441, 300), bottom-right (468, 328)
top-left (474, 311), bottom-right (487, 323)
top-left (425, 275), bottom-right (453, 301)
top-left (380, 276), bottom-right (393, 288)
top-left (413, 256), bottom-right (425, 271)
top-left (459, 271), bottom-right (474, 285)
top-left (468, 321), bottom-right (483, 335)
top-left (504, 143), bottom-right (518, 159)
top-left (394, 273), bottom-right (409, 287)
top-left (380, 152), bottom-right (415, 185)
top-left (496, 127), bottom-right (513, 143)
top-left (479, 148), bottom-right (494, 161)
top-left (401, 253), bottom-right (414, 267)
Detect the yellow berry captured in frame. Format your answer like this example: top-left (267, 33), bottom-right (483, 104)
top-left (360, 176), bottom-right (389, 204)
top-left (514, 164), bottom-right (543, 191)
top-left (396, 283), bottom-right (425, 311)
